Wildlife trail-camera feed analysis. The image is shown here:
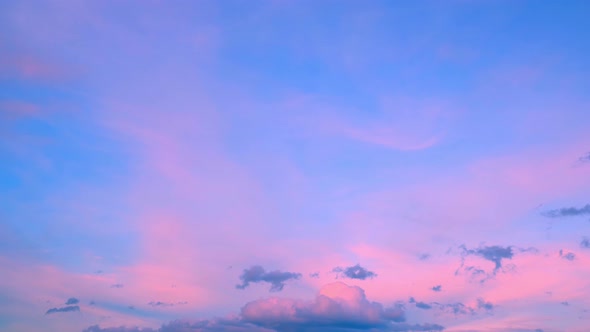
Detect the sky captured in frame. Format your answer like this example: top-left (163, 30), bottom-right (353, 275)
top-left (1, 0), bottom-right (590, 331)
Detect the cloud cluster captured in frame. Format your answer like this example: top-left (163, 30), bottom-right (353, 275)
top-left (332, 264), bottom-right (377, 280)
top-left (83, 283), bottom-right (443, 332)
top-left (408, 296), bottom-right (494, 316)
top-left (236, 266), bottom-right (302, 292)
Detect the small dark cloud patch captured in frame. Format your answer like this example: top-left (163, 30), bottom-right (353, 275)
top-left (65, 297), bottom-right (79, 305)
top-left (111, 284), bottom-right (124, 288)
top-left (89, 301), bottom-right (96, 306)
top-left (431, 285), bottom-right (442, 292)
top-left (149, 301), bottom-right (172, 307)
top-left (542, 204), bottom-right (590, 218)
top-left (561, 301), bottom-right (569, 306)
top-left (95, 270), bottom-right (103, 274)
top-left (581, 237), bottom-right (590, 248)
top-left (128, 305), bottom-right (135, 310)
top-left (309, 272), bottom-right (319, 278)
top-left (456, 244), bottom-right (536, 283)
top-left (45, 305), bottom-right (80, 315)
top-left (418, 253), bottom-right (431, 261)
top-left (416, 302), bottom-right (432, 310)
top-left (461, 245), bottom-right (514, 271)
top-left (236, 265), bottom-right (302, 292)
top-left (578, 152), bottom-right (590, 163)
top-left (477, 298), bottom-right (494, 311)
top-left (332, 264), bottom-right (377, 280)
top-left (559, 250), bottom-right (576, 261)
top-left (408, 297), bottom-right (494, 316)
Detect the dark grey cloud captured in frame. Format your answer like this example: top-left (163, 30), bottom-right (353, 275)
top-left (456, 244), bottom-right (536, 283)
top-left (236, 265), bottom-right (302, 292)
top-left (332, 264), bottom-right (377, 280)
top-left (431, 285), bottom-right (442, 292)
top-left (461, 245), bottom-right (514, 271)
top-left (66, 297), bottom-right (79, 305)
top-left (45, 305), bottom-right (80, 315)
top-left (559, 250), bottom-right (575, 261)
top-left (542, 204), bottom-right (590, 218)
top-left (581, 237), bottom-right (590, 248)
top-left (111, 284), bottom-right (124, 288)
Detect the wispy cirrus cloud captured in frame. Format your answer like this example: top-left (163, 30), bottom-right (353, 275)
top-left (236, 265), bottom-right (301, 292)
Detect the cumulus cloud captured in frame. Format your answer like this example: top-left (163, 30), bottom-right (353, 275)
top-left (236, 265), bottom-right (302, 292)
top-left (581, 237), bottom-right (590, 249)
top-left (542, 204), bottom-right (590, 218)
top-left (240, 282), bottom-right (442, 331)
top-left (332, 264), bottom-right (377, 280)
top-left (66, 297), bottom-right (79, 305)
top-left (83, 283), bottom-right (443, 332)
top-left (431, 285), bottom-right (442, 292)
top-left (45, 305), bottom-right (80, 315)
top-left (309, 272), bottom-right (320, 278)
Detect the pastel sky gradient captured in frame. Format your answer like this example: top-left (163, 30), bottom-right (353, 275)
top-left (1, 1), bottom-right (590, 331)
